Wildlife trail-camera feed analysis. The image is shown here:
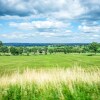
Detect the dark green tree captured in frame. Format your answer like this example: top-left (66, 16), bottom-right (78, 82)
top-left (38, 48), bottom-right (43, 54)
top-left (63, 47), bottom-right (67, 54)
top-left (31, 47), bottom-right (37, 55)
top-left (23, 47), bottom-right (30, 56)
top-left (48, 48), bottom-right (54, 54)
top-left (44, 46), bottom-right (48, 55)
top-left (18, 47), bottom-right (23, 55)
top-left (10, 47), bottom-right (19, 55)
top-left (0, 46), bottom-right (9, 54)
top-left (54, 48), bottom-right (57, 53)
top-left (82, 46), bottom-right (89, 53)
top-left (66, 46), bottom-right (72, 53)
top-left (89, 42), bottom-right (99, 54)
top-left (0, 41), bottom-right (3, 47)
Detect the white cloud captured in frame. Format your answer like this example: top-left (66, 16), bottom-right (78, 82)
top-left (9, 20), bottom-right (70, 30)
top-left (0, 15), bottom-right (30, 20)
top-left (0, 0), bottom-right (100, 22)
top-left (0, 0), bottom-right (100, 43)
top-left (39, 30), bottom-right (72, 38)
top-left (78, 25), bottom-right (100, 33)
top-left (9, 22), bottom-right (34, 30)
top-left (0, 30), bottom-right (72, 40)
top-left (40, 32), bottom-right (56, 37)
top-left (51, 0), bottom-right (84, 19)
top-left (32, 20), bottom-right (68, 28)
top-left (0, 32), bottom-right (36, 39)
top-left (0, 0), bottom-right (85, 20)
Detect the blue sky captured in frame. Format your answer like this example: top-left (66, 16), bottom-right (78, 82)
top-left (0, 0), bottom-right (100, 43)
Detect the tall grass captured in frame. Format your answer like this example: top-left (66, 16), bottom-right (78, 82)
top-left (0, 67), bottom-right (100, 100)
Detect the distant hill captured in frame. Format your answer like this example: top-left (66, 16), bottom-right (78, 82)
top-left (4, 43), bottom-right (89, 46)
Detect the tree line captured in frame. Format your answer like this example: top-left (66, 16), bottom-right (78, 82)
top-left (0, 41), bottom-right (100, 56)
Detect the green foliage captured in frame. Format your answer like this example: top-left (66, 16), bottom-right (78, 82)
top-left (0, 41), bottom-right (3, 47)
top-left (10, 47), bottom-right (23, 55)
top-left (89, 42), bottom-right (99, 54)
top-left (23, 47), bottom-right (30, 54)
top-left (0, 46), bottom-right (9, 53)
top-left (0, 82), bottom-right (100, 100)
top-left (66, 46), bottom-right (72, 53)
top-left (44, 46), bottom-right (48, 55)
top-left (10, 47), bottom-right (18, 55)
top-left (0, 42), bottom-right (100, 56)
top-left (82, 46), bottom-right (90, 53)
top-left (63, 47), bottom-right (67, 54)
top-left (18, 47), bottom-right (23, 55)
top-left (38, 48), bottom-right (43, 54)
top-left (48, 48), bottom-right (54, 54)
top-left (31, 47), bottom-right (37, 54)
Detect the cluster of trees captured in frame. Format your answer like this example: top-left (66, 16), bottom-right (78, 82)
top-left (0, 41), bottom-right (100, 56)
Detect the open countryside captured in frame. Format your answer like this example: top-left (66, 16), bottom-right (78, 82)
top-left (0, 0), bottom-right (100, 99)
top-left (0, 41), bottom-right (100, 100)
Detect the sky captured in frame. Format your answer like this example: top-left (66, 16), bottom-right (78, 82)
top-left (0, 0), bottom-right (100, 43)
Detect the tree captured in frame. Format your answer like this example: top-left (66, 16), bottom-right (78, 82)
top-left (23, 47), bottom-right (30, 56)
top-left (10, 47), bottom-right (19, 55)
top-left (18, 47), bottom-right (23, 55)
top-left (63, 47), bottom-right (67, 54)
top-left (44, 46), bottom-right (48, 55)
top-left (66, 46), bottom-right (72, 53)
top-left (75, 46), bottom-right (83, 54)
top-left (54, 48), bottom-right (57, 53)
top-left (0, 41), bottom-right (3, 47)
top-left (31, 47), bottom-right (37, 55)
top-left (38, 48), bottom-right (43, 54)
top-left (48, 48), bottom-right (54, 54)
top-left (82, 46), bottom-right (89, 53)
top-left (0, 46), bottom-right (9, 54)
top-left (89, 42), bottom-right (99, 54)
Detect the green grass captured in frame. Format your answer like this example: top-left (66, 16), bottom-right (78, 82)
top-left (0, 53), bottom-right (100, 100)
top-left (0, 53), bottom-right (100, 74)
top-left (0, 82), bottom-right (100, 100)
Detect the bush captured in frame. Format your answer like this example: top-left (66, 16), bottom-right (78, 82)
top-left (4, 54), bottom-right (11, 56)
top-left (87, 54), bottom-right (95, 56)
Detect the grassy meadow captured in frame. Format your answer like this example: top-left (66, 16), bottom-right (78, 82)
top-left (0, 53), bottom-right (100, 100)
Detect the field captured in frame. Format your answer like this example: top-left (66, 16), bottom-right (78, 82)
top-left (0, 54), bottom-right (100, 100)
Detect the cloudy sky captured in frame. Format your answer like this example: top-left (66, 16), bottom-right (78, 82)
top-left (0, 0), bottom-right (100, 43)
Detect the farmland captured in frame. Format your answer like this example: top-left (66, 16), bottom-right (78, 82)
top-left (0, 53), bottom-right (100, 100)
top-left (0, 0), bottom-right (100, 99)
top-left (0, 53), bottom-right (100, 74)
